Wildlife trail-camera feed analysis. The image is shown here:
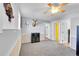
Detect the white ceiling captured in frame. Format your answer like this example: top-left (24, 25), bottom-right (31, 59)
top-left (17, 3), bottom-right (79, 22)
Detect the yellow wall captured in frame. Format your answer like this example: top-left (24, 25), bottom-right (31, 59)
top-left (55, 22), bottom-right (59, 43)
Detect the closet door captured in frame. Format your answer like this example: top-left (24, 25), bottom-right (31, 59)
top-left (45, 24), bottom-right (51, 39)
top-left (61, 22), bottom-right (68, 44)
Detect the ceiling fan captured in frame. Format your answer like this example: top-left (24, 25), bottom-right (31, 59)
top-left (44, 3), bottom-right (67, 15)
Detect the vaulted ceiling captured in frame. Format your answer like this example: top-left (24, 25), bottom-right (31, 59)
top-left (17, 3), bottom-right (79, 22)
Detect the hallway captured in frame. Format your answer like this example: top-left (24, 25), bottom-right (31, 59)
top-left (20, 40), bottom-right (76, 56)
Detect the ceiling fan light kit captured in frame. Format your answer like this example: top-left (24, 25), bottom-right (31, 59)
top-left (46, 3), bottom-right (65, 15)
top-left (51, 7), bottom-right (60, 13)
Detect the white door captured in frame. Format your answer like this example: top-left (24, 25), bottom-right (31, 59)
top-left (45, 24), bottom-right (51, 40)
top-left (60, 22), bottom-right (68, 44)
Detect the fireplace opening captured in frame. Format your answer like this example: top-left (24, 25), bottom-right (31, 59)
top-left (31, 33), bottom-right (40, 43)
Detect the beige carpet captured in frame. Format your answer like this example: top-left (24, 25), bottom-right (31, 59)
top-left (20, 40), bottom-right (76, 56)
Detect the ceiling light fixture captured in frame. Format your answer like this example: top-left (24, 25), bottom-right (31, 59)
top-left (51, 7), bottom-right (59, 14)
top-left (44, 3), bottom-right (66, 15)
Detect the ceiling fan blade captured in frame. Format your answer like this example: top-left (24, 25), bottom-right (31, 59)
top-left (48, 3), bottom-right (52, 7)
top-left (59, 3), bottom-right (68, 7)
top-left (59, 9), bottom-right (65, 12)
top-left (59, 3), bottom-right (65, 6)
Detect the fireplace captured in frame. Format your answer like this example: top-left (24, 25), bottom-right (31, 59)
top-left (31, 33), bottom-right (40, 43)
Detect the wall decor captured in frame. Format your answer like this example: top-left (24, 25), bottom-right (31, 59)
top-left (32, 19), bottom-right (38, 27)
top-left (3, 3), bottom-right (14, 22)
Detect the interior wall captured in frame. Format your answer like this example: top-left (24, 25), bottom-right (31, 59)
top-left (62, 13), bottom-right (79, 51)
top-left (50, 18), bottom-right (70, 44)
top-left (0, 3), bottom-right (20, 29)
top-left (50, 21), bottom-right (60, 42)
top-left (21, 18), bottom-right (46, 43)
top-left (51, 14), bottom-right (79, 51)
top-left (50, 23), bottom-right (54, 40)
top-left (60, 19), bottom-right (71, 44)
top-left (50, 21), bottom-right (56, 40)
top-left (0, 4), bottom-right (3, 33)
top-left (70, 16), bottom-right (79, 50)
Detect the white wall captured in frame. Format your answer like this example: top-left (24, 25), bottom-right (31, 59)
top-left (0, 4), bottom-right (3, 33)
top-left (50, 19), bottom-right (70, 44)
top-left (51, 14), bottom-right (79, 51)
top-left (60, 19), bottom-right (70, 43)
top-left (50, 21), bottom-right (56, 40)
top-left (0, 3), bottom-right (20, 29)
top-left (21, 18), bottom-right (46, 43)
top-left (61, 13), bottom-right (79, 50)
top-left (70, 16), bottom-right (79, 50)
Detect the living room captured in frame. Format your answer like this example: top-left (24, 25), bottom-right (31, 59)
top-left (0, 3), bottom-right (79, 56)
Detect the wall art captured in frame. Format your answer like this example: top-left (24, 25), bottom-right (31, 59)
top-left (3, 3), bottom-right (14, 22)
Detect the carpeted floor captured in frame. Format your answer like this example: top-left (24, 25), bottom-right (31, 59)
top-left (20, 40), bottom-right (76, 56)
